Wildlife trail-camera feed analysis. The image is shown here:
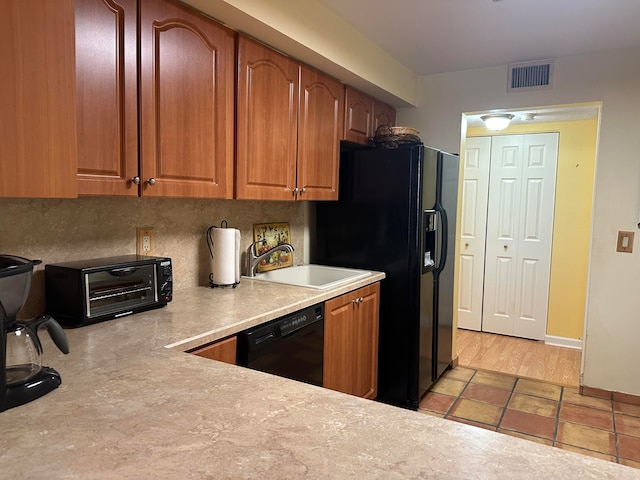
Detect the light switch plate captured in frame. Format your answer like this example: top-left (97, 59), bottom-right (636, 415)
top-left (616, 231), bottom-right (634, 253)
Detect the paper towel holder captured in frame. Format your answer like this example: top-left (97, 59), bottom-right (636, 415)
top-left (206, 220), bottom-right (241, 289)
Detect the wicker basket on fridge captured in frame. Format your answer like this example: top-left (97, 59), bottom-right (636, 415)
top-left (372, 125), bottom-right (421, 149)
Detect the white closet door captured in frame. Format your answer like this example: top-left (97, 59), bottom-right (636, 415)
top-left (482, 133), bottom-right (559, 340)
top-left (457, 137), bottom-right (491, 330)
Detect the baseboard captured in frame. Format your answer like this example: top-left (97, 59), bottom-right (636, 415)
top-left (581, 385), bottom-right (640, 406)
top-left (544, 335), bottom-right (582, 350)
top-left (451, 355), bottom-right (459, 368)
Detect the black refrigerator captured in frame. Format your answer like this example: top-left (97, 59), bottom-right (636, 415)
top-left (312, 143), bottom-right (459, 410)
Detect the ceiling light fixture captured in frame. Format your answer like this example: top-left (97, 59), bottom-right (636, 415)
top-left (480, 113), bottom-right (514, 131)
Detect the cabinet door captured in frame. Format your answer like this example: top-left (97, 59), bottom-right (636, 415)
top-left (373, 99), bottom-right (396, 131)
top-left (139, 0), bottom-right (235, 198)
top-left (0, 0), bottom-right (77, 198)
top-left (297, 66), bottom-right (343, 201)
top-left (191, 336), bottom-right (237, 365)
top-left (76, 0), bottom-right (138, 196)
top-left (236, 36), bottom-right (298, 200)
top-left (324, 283), bottom-right (380, 399)
top-left (343, 86), bottom-right (374, 145)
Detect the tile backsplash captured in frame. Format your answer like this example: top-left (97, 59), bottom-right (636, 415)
top-left (1, 197), bottom-right (304, 317)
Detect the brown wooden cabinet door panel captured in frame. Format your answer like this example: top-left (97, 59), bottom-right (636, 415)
top-left (236, 36), bottom-right (298, 200)
top-left (353, 284), bottom-right (379, 399)
top-left (324, 283), bottom-right (380, 399)
top-left (343, 86), bottom-right (373, 145)
top-left (140, 0), bottom-right (235, 198)
top-left (324, 294), bottom-right (358, 395)
top-left (76, 0), bottom-right (138, 196)
top-left (0, 0), bottom-right (77, 198)
top-left (373, 100), bottom-right (396, 132)
top-left (191, 336), bottom-right (237, 365)
top-left (297, 66), bottom-right (342, 201)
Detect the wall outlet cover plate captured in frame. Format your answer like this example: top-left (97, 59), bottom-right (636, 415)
top-left (137, 227), bottom-right (154, 256)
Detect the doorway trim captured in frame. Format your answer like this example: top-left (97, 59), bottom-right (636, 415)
top-left (455, 103), bottom-right (601, 359)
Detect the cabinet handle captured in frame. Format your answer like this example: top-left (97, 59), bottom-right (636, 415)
top-left (292, 188), bottom-right (299, 196)
top-left (300, 188), bottom-right (306, 194)
top-left (145, 178), bottom-right (156, 186)
top-left (359, 296), bottom-right (364, 303)
top-left (352, 298), bottom-right (359, 304)
top-left (130, 176), bottom-right (140, 185)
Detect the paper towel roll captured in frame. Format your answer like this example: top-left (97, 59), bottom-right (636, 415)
top-left (210, 228), bottom-right (241, 286)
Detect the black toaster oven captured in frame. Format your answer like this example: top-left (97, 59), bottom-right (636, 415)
top-left (45, 255), bottom-right (172, 327)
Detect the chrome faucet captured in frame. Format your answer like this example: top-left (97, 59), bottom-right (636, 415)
top-left (245, 240), bottom-right (295, 277)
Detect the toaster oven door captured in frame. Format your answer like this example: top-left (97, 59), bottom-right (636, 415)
top-left (85, 264), bottom-right (158, 319)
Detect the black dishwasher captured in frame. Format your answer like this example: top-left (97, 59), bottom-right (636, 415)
top-left (237, 303), bottom-right (324, 386)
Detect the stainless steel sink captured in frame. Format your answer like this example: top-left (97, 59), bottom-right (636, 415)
top-left (247, 264), bottom-right (372, 289)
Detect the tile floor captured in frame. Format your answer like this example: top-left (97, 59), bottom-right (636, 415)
top-left (418, 366), bottom-right (640, 469)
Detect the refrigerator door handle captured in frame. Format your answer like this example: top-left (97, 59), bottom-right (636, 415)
top-left (422, 210), bottom-right (437, 273)
top-left (434, 203), bottom-right (448, 276)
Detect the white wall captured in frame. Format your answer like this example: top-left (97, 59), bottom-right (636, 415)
top-left (399, 47), bottom-right (640, 395)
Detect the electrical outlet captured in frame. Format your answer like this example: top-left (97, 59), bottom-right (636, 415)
top-left (137, 227), bottom-right (154, 256)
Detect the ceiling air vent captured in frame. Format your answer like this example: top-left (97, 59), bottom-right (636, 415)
top-left (508, 60), bottom-right (554, 92)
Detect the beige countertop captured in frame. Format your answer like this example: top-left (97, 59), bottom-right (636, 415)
top-left (1, 274), bottom-right (638, 479)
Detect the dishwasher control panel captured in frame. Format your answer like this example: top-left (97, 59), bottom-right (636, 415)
top-left (279, 304), bottom-right (324, 336)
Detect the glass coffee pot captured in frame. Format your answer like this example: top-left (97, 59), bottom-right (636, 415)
top-left (1, 254), bottom-right (69, 411)
top-left (6, 315), bottom-right (68, 387)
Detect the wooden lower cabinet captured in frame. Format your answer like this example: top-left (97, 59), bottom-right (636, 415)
top-left (324, 283), bottom-right (380, 399)
top-left (191, 336), bottom-right (237, 365)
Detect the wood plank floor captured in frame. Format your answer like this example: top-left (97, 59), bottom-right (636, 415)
top-left (456, 328), bottom-right (582, 387)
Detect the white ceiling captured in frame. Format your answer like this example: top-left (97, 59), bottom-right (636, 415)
top-left (317, 0), bottom-right (640, 126)
top-left (318, 0), bottom-right (640, 76)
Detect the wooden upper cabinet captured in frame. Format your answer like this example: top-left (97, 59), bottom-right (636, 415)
top-left (139, 0), bottom-right (235, 198)
top-left (373, 99), bottom-right (396, 131)
top-left (236, 36), bottom-right (299, 201)
top-left (343, 86), bottom-right (374, 145)
top-left (324, 283), bottom-right (380, 399)
top-left (76, 0), bottom-right (138, 196)
top-left (236, 36), bottom-right (343, 201)
top-left (297, 66), bottom-right (343, 201)
top-left (0, 0), bottom-right (77, 198)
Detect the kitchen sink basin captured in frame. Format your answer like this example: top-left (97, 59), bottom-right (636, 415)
top-left (247, 264), bottom-right (371, 290)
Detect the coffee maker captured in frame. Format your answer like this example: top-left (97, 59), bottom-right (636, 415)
top-left (0, 255), bottom-right (69, 411)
